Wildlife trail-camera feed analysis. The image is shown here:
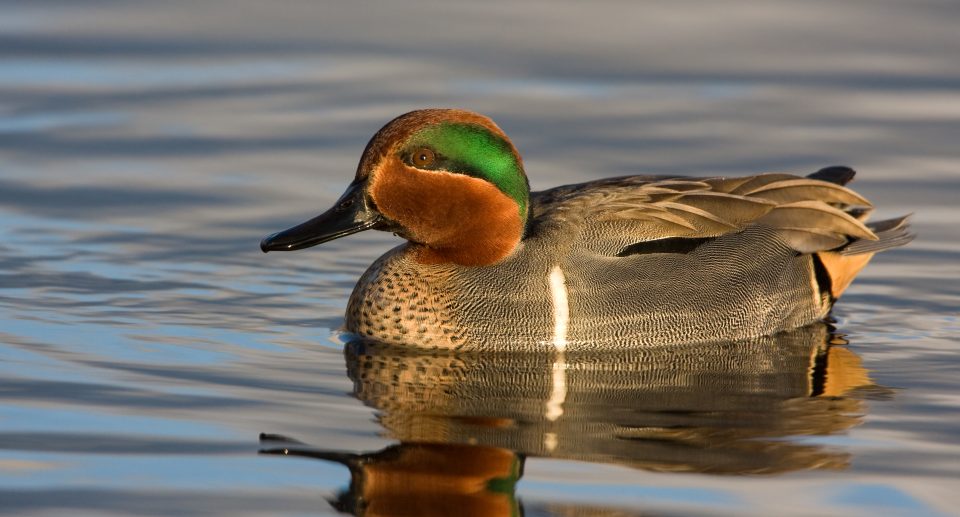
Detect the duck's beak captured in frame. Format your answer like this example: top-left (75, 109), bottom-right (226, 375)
top-left (260, 179), bottom-right (382, 253)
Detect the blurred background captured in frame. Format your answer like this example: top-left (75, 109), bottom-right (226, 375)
top-left (1, 1), bottom-right (958, 516)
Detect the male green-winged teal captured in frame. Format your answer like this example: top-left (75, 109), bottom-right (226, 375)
top-left (261, 109), bottom-right (912, 350)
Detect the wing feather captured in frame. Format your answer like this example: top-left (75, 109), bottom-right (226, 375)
top-left (531, 172), bottom-right (883, 255)
top-left (758, 201), bottom-right (877, 241)
top-left (771, 227), bottom-right (852, 254)
top-left (742, 178), bottom-right (872, 206)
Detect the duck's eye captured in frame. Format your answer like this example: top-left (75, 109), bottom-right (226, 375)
top-left (411, 147), bottom-right (436, 168)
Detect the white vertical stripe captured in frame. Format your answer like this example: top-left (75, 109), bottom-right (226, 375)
top-left (544, 265), bottom-right (570, 428)
top-left (543, 431), bottom-right (559, 452)
top-left (548, 265), bottom-right (569, 352)
top-left (544, 352), bottom-right (567, 423)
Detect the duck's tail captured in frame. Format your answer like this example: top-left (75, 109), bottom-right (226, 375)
top-left (815, 214), bottom-right (913, 299)
top-left (839, 215), bottom-right (914, 256)
top-left (804, 166), bottom-right (914, 299)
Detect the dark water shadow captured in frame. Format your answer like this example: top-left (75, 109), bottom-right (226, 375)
top-left (261, 322), bottom-right (883, 516)
top-left (0, 488), bottom-right (321, 516)
top-left (0, 432), bottom-right (250, 455)
top-left (0, 179), bottom-right (239, 218)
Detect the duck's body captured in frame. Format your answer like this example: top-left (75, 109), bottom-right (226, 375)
top-left (262, 109), bottom-right (911, 350)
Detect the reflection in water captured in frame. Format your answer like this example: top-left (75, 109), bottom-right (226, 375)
top-left (262, 323), bottom-right (880, 515)
top-left (261, 436), bottom-right (522, 516)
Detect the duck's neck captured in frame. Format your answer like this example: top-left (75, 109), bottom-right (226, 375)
top-left (413, 207), bottom-right (523, 267)
top-left (370, 159), bottom-right (524, 267)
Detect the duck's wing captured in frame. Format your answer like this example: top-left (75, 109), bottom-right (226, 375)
top-left (530, 168), bottom-right (882, 256)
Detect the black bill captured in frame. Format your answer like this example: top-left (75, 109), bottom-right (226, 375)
top-left (260, 180), bottom-right (382, 252)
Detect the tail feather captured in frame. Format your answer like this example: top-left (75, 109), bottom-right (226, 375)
top-left (840, 215), bottom-right (914, 256)
top-left (815, 215), bottom-right (913, 299)
top-left (807, 166), bottom-right (856, 186)
top-left (801, 168), bottom-right (912, 299)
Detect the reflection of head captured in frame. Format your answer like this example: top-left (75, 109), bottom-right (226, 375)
top-left (344, 323), bottom-right (878, 475)
top-left (260, 437), bottom-right (522, 517)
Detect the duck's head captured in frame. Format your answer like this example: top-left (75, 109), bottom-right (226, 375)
top-left (261, 109), bottom-right (530, 266)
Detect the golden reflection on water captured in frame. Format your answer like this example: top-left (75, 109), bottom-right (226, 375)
top-left (262, 322), bottom-right (879, 516)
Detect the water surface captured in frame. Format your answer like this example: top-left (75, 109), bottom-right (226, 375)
top-left (1, 1), bottom-right (959, 515)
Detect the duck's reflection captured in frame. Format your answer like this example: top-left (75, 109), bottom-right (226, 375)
top-left (261, 322), bottom-right (880, 515)
top-left (260, 437), bottom-right (522, 516)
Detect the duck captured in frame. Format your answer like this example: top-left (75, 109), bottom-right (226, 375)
top-left (261, 109), bottom-right (912, 350)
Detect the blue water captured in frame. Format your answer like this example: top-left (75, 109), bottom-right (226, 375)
top-left (2, 1), bottom-right (959, 515)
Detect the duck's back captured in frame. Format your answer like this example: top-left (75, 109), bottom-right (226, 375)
top-left (346, 170), bottom-right (911, 350)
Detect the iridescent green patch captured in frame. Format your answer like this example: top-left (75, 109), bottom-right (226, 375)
top-left (407, 122), bottom-right (529, 221)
